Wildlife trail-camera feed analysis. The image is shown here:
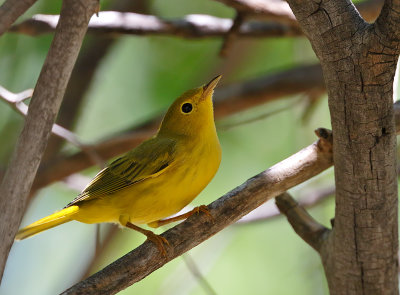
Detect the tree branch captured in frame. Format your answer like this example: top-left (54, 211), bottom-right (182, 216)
top-left (0, 0), bottom-right (37, 36)
top-left (181, 254), bottom-right (218, 295)
top-left (0, 0), bottom-right (98, 282)
top-left (219, 12), bottom-right (246, 56)
top-left (10, 12), bottom-right (303, 38)
top-left (237, 185), bottom-right (334, 224)
top-left (0, 86), bottom-right (83, 148)
top-left (61, 128), bottom-right (333, 295)
top-left (275, 192), bottom-right (330, 252)
top-left (213, 64), bottom-right (324, 117)
top-left (0, 85), bottom-right (106, 169)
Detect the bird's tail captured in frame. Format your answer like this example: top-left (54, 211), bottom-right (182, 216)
top-left (15, 205), bottom-right (79, 240)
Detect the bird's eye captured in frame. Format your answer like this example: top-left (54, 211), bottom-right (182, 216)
top-left (181, 103), bottom-right (193, 114)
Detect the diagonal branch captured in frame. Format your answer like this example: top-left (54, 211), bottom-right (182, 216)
top-left (61, 128), bottom-right (333, 295)
top-left (275, 192), bottom-right (330, 252)
top-left (0, 86), bottom-right (85, 148)
top-left (0, 0), bottom-right (37, 36)
top-left (213, 64), bottom-right (324, 117)
top-left (0, 0), bottom-right (98, 282)
top-left (0, 85), bottom-right (106, 168)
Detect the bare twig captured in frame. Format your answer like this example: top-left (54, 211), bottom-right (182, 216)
top-left (219, 12), bottom-right (246, 57)
top-left (0, 85), bottom-right (106, 169)
top-left (0, 0), bottom-right (37, 36)
top-left (0, 86), bottom-right (33, 103)
top-left (79, 225), bottom-right (119, 280)
top-left (0, 85), bottom-right (80, 146)
top-left (217, 101), bottom-right (295, 131)
top-left (10, 12), bottom-right (303, 38)
top-left (182, 255), bottom-right (218, 295)
top-left (275, 192), bottom-right (330, 252)
top-left (60, 128), bottom-right (333, 294)
top-left (237, 185), bottom-right (334, 224)
top-left (300, 89), bottom-right (326, 123)
top-left (213, 64), bottom-right (324, 117)
top-left (0, 0), bottom-right (98, 282)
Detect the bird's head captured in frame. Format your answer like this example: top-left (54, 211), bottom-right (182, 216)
top-left (158, 75), bottom-right (221, 138)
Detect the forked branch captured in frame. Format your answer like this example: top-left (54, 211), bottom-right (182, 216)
top-left (275, 192), bottom-right (330, 252)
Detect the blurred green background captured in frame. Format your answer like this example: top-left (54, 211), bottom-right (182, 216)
top-left (1, 0), bottom-right (390, 294)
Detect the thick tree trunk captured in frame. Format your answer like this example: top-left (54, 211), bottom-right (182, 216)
top-left (285, 0), bottom-right (400, 294)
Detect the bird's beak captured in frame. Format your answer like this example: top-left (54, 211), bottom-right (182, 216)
top-left (202, 75), bottom-right (222, 100)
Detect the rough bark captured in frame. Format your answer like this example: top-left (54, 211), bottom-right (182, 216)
top-left (285, 0), bottom-right (400, 294)
top-left (0, 0), bottom-right (98, 282)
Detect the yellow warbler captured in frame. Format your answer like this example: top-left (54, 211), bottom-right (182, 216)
top-left (15, 76), bottom-right (222, 254)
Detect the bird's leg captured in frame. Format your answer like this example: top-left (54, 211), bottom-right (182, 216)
top-left (149, 205), bottom-right (214, 228)
top-left (125, 222), bottom-right (169, 257)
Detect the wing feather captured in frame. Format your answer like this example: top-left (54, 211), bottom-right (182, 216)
top-left (65, 137), bottom-right (176, 207)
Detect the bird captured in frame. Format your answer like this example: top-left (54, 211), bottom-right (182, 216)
top-left (15, 75), bottom-right (222, 255)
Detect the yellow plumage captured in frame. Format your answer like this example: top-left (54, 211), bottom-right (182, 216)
top-left (15, 206), bottom-right (79, 240)
top-left (15, 76), bottom-right (222, 250)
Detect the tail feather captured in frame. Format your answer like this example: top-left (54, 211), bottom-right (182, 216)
top-left (15, 205), bottom-right (79, 240)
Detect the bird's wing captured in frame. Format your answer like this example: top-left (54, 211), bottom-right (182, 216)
top-left (65, 137), bottom-right (177, 207)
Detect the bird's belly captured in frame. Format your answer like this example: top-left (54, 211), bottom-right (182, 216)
top-left (125, 160), bottom-right (217, 224)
